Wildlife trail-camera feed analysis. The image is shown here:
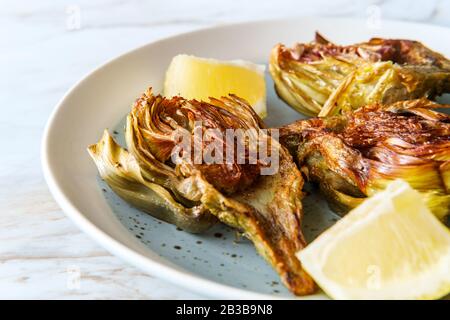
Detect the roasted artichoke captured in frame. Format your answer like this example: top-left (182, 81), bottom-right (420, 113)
top-left (88, 88), bottom-right (315, 295)
top-left (280, 99), bottom-right (450, 221)
top-left (88, 130), bottom-right (218, 233)
top-left (270, 33), bottom-right (450, 116)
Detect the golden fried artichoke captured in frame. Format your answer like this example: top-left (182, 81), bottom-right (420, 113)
top-left (270, 33), bottom-right (450, 116)
top-left (88, 130), bottom-right (217, 233)
top-left (88, 88), bottom-right (315, 295)
top-left (280, 99), bottom-right (450, 221)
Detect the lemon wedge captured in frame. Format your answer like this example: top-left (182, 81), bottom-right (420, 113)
top-left (297, 180), bottom-right (450, 300)
top-left (164, 54), bottom-right (267, 118)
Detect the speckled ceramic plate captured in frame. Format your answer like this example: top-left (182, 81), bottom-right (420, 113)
top-left (42, 17), bottom-right (450, 299)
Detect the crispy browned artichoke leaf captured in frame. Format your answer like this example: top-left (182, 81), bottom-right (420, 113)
top-left (88, 130), bottom-right (217, 233)
top-left (270, 33), bottom-right (450, 116)
top-left (89, 89), bottom-right (315, 295)
top-left (280, 99), bottom-right (450, 221)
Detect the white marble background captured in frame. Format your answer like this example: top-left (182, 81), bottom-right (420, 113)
top-left (1, 0), bottom-right (449, 299)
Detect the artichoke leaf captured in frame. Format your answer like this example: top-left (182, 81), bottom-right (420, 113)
top-left (270, 33), bottom-right (450, 116)
top-left (171, 157), bottom-right (315, 295)
top-left (88, 130), bottom-right (217, 233)
top-left (116, 89), bottom-right (315, 295)
top-left (280, 99), bottom-right (450, 221)
top-left (229, 145), bottom-right (314, 295)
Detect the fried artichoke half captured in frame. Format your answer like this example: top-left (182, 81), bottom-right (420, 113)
top-left (280, 99), bottom-right (450, 221)
top-left (270, 33), bottom-right (450, 117)
top-left (88, 88), bottom-right (315, 295)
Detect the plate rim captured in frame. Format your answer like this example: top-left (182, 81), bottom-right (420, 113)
top-left (41, 16), bottom-right (450, 299)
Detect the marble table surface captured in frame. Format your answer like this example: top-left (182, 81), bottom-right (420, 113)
top-left (1, 0), bottom-right (449, 299)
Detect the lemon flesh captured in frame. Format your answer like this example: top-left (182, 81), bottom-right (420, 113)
top-left (164, 55), bottom-right (267, 118)
top-left (298, 180), bottom-right (450, 300)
